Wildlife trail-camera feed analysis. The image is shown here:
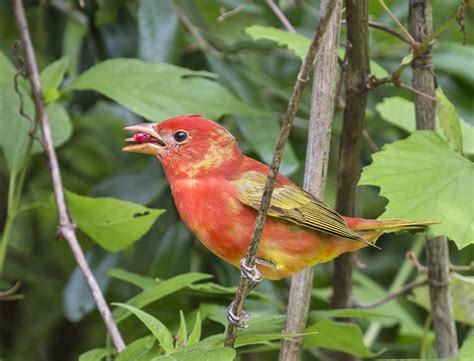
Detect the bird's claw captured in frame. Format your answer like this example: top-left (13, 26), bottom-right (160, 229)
top-left (240, 258), bottom-right (263, 283)
top-left (227, 301), bottom-right (250, 329)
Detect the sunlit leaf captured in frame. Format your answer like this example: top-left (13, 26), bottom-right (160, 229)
top-left (40, 56), bottom-right (69, 103)
top-left (436, 87), bottom-right (463, 153)
top-left (360, 131), bottom-right (473, 248)
top-left (113, 303), bottom-right (174, 354)
top-left (63, 59), bottom-right (263, 120)
top-left (66, 190), bottom-right (164, 252)
top-left (187, 311), bottom-right (201, 346)
top-left (78, 348), bottom-right (111, 361)
top-left (116, 335), bottom-right (158, 361)
top-left (108, 268), bottom-right (156, 289)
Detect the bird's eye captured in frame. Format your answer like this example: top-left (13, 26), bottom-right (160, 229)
top-left (173, 131), bottom-right (188, 143)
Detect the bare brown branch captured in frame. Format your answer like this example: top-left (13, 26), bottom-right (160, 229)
top-left (12, 0), bottom-right (125, 352)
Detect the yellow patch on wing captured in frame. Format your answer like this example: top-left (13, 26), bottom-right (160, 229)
top-left (232, 171), bottom-right (377, 247)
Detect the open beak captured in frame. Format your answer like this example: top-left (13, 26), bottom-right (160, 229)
top-left (122, 123), bottom-right (167, 155)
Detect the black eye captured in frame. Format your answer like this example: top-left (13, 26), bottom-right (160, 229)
top-left (173, 131), bottom-right (188, 143)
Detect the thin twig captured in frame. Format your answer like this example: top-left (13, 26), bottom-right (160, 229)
top-left (366, 75), bottom-right (437, 102)
top-left (379, 0), bottom-right (417, 46)
top-left (362, 129), bottom-right (380, 152)
top-left (342, 20), bottom-right (411, 44)
top-left (266, 0), bottom-right (296, 32)
top-left (0, 282), bottom-right (23, 301)
top-left (217, 1), bottom-right (249, 22)
top-left (12, 0), bottom-right (125, 352)
top-left (223, 0), bottom-right (338, 348)
top-left (172, 1), bottom-right (222, 58)
top-left (353, 278), bottom-right (428, 309)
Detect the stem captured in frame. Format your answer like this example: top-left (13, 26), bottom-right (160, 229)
top-left (364, 236), bottom-right (424, 346)
top-left (409, 2), bottom-right (458, 354)
top-left (378, 0), bottom-right (417, 46)
top-left (279, 1), bottom-right (342, 360)
top-left (332, 1), bottom-right (370, 359)
top-left (223, 0), bottom-right (338, 348)
top-left (354, 278), bottom-right (428, 309)
top-left (266, 0), bottom-right (296, 33)
top-left (12, 0), bottom-right (125, 352)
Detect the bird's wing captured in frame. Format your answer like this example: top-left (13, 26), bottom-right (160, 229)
top-left (232, 171), bottom-right (377, 247)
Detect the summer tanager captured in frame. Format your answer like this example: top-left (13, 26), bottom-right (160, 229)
top-left (123, 115), bottom-right (432, 280)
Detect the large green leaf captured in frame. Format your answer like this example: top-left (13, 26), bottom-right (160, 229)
top-left (113, 273), bottom-right (212, 322)
top-left (78, 348), bottom-right (111, 361)
top-left (40, 56), bottom-right (69, 104)
top-left (66, 191), bottom-right (164, 252)
top-left (108, 268), bottom-right (156, 289)
top-left (152, 347), bottom-right (236, 361)
top-left (62, 59), bottom-right (262, 120)
top-left (376, 95), bottom-right (474, 155)
top-left (360, 131), bottom-right (473, 249)
top-left (304, 319), bottom-right (374, 357)
top-left (436, 88), bottom-right (463, 153)
top-left (113, 303), bottom-right (174, 354)
top-left (116, 335), bottom-right (159, 361)
top-left (459, 336), bottom-right (474, 361)
top-left (411, 273), bottom-right (474, 325)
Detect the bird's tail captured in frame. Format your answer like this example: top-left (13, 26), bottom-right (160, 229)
top-left (344, 217), bottom-right (437, 244)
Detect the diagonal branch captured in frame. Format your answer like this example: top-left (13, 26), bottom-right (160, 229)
top-left (223, 0), bottom-right (338, 348)
top-left (12, 0), bottom-right (125, 353)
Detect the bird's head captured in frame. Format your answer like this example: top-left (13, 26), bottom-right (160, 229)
top-left (123, 114), bottom-right (241, 178)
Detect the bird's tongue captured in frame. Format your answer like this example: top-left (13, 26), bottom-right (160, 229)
top-left (134, 132), bottom-right (153, 144)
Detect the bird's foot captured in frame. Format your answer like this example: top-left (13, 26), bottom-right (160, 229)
top-left (226, 301), bottom-right (250, 329)
top-left (240, 258), bottom-right (263, 283)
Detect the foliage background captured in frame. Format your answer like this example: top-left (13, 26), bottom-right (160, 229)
top-left (0, 0), bottom-right (473, 360)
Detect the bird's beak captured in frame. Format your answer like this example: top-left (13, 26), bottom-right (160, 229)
top-left (122, 123), bottom-right (167, 155)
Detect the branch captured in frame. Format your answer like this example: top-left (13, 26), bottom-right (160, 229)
top-left (266, 0), bottom-right (296, 32)
top-left (353, 279), bottom-right (428, 309)
top-left (409, 0), bottom-right (458, 357)
top-left (217, 0), bottom-right (249, 23)
top-left (379, 0), bottom-right (417, 46)
top-left (0, 282), bottom-right (23, 301)
top-left (12, 0), bottom-right (125, 353)
top-left (342, 20), bottom-right (411, 44)
top-left (279, 1), bottom-right (342, 359)
top-left (223, 0), bottom-right (338, 348)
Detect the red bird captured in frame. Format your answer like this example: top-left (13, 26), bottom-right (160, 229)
top-left (123, 115), bottom-right (432, 280)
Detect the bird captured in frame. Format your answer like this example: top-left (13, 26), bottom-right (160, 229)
top-left (123, 114), bottom-right (433, 282)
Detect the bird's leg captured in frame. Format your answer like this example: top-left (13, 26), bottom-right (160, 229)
top-left (226, 258), bottom-right (263, 328)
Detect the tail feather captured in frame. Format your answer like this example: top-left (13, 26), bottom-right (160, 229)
top-left (345, 217), bottom-right (438, 232)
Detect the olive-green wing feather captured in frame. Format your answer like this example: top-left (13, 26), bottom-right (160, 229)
top-left (232, 171), bottom-right (378, 248)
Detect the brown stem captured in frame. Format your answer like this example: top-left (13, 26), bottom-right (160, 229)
top-left (379, 0), bottom-right (417, 46)
top-left (266, 0), bottom-right (297, 32)
top-left (332, 1), bottom-right (370, 359)
top-left (409, 0), bottom-right (458, 357)
top-left (223, 0), bottom-right (338, 348)
top-left (12, 0), bottom-right (125, 352)
top-left (279, 1), bottom-right (342, 360)
top-left (353, 279), bottom-right (428, 309)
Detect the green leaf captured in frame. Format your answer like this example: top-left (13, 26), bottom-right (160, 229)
top-left (78, 348), bottom-right (111, 361)
top-left (309, 308), bottom-right (395, 320)
top-left (176, 310), bottom-right (187, 349)
top-left (459, 336), bottom-right (474, 361)
top-left (187, 311), bottom-right (201, 346)
top-left (113, 273), bottom-right (212, 322)
top-left (376, 95), bottom-right (474, 155)
top-left (65, 190), bottom-right (164, 252)
top-left (234, 331), bottom-right (317, 348)
top-left (435, 42), bottom-right (474, 83)
top-left (360, 131), bottom-right (473, 249)
top-left (411, 273), bottom-right (474, 325)
top-left (108, 268), bottom-right (156, 289)
top-left (245, 25), bottom-right (310, 59)
top-left (63, 59), bottom-right (262, 120)
top-left (40, 56), bottom-right (69, 104)
top-left (152, 347), bottom-right (236, 361)
top-left (63, 248), bottom-right (120, 322)
top-left (113, 303), bottom-right (174, 354)
top-left (304, 319), bottom-right (374, 357)
top-left (436, 87), bottom-right (463, 152)
top-left (116, 335), bottom-right (159, 361)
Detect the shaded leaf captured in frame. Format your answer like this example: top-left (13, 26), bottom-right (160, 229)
top-left (152, 347), bottom-right (236, 361)
top-left (113, 303), bottom-right (174, 354)
top-left (304, 319), bottom-right (374, 357)
top-left (116, 335), bottom-right (159, 361)
top-left (108, 268), bottom-right (156, 289)
top-left (176, 310), bottom-right (187, 349)
top-left (113, 273), bottom-right (212, 322)
top-left (66, 190), bottom-right (164, 252)
top-left (437, 87), bottom-right (463, 153)
top-left (187, 311), bottom-right (201, 346)
top-left (63, 248), bottom-right (120, 322)
top-left (40, 56), bottom-right (69, 103)
top-left (78, 348), bottom-right (111, 361)
top-left (411, 273), bottom-right (474, 325)
top-left (63, 59), bottom-right (262, 120)
top-left (360, 131), bottom-right (474, 249)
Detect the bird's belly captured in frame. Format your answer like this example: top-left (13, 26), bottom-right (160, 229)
top-left (171, 179), bottom-right (365, 280)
